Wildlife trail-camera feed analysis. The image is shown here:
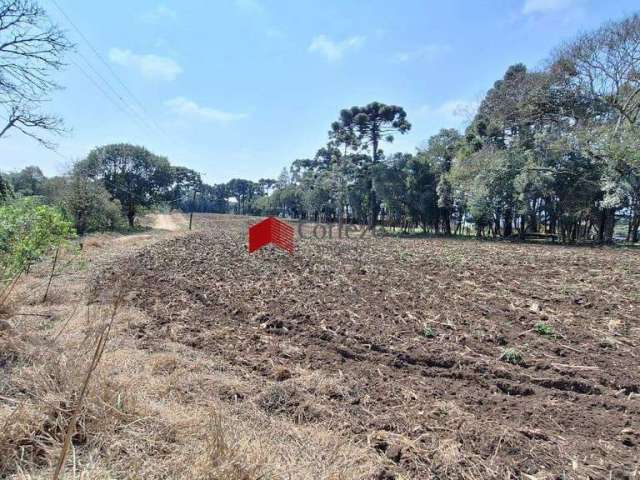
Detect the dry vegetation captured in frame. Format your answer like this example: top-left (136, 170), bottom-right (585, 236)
top-left (1, 213), bottom-right (639, 479)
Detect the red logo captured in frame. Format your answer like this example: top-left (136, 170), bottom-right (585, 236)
top-left (248, 217), bottom-right (294, 254)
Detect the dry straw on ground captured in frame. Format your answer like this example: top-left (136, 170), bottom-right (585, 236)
top-left (1, 214), bottom-right (381, 479)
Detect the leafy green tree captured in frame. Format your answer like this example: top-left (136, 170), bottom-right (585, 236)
top-left (254, 193), bottom-right (278, 216)
top-left (258, 178), bottom-right (277, 196)
top-left (188, 183), bottom-right (229, 213)
top-left (586, 126), bottom-right (640, 242)
top-left (8, 166), bottom-right (46, 196)
top-left (63, 171), bottom-right (123, 235)
top-left (302, 173), bottom-right (334, 222)
top-left (375, 155), bottom-right (411, 229)
top-left (170, 166), bottom-right (202, 210)
top-left (295, 144), bottom-right (357, 225)
top-left (419, 129), bottom-right (463, 234)
top-left (41, 175), bottom-right (67, 205)
top-left (374, 153), bottom-right (441, 233)
top-left (404, 155), bottom-right (439, 233)
top-left (77, 144), bottom-right (173, 227)
top-left (226, 178), bottom-right (260, 215)
top-left (0, 197), bottom-right (74, 283)
top-left (451, 147), bottom-right (518, 237)
top-left (468, 65), bottom-right (540, 236)
top-left (276, 186), bottom-right (303, 218)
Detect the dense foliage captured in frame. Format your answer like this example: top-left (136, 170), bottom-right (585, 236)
top-left (62, 171), bottom-right (124, 235)
top-left (0, 173), bottom-right (12, 202)
top-left (76, 144), bottom-right (174, 227)
top-left (2, 145), bottom-right (200, 233)
top-left (0, 198), bottom-right (74, 281)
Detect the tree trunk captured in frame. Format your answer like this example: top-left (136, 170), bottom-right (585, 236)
top-left (598, 208), bottom-right (616, 244)
top-left (549, 210), bottom-right (557, 234)
top-left (127, 203), bottom-right (135, 228)
top-left (570, 221), bottom-right (578, 243)
top-left (597, 210), bottom-right (605, 243)
top-left (369, 138), bottom-right (379, 229)
top-left (442, 209), bottom-right (451, 235)
top-left (503, 209), bottom-right (513, 238)
top-left (631, 212), bottom-right (640, 243)
top-left (75, 210), bottom-right (87, 236)
top-left (519, 215), bottom-right (526, 240)
top-left (528, 207), bottom-right (538, 233)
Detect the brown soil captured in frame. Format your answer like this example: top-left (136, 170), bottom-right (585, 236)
top-left (95, 214), bottom-right (640, 479)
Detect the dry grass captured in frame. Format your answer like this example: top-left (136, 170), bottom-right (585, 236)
top-left (0, 218), bottom-right (383, 480)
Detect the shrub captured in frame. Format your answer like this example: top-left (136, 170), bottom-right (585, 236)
top-left (63, 173), bottom-right (124, 235)
top-left (0, 198), bottom-right (75, 282)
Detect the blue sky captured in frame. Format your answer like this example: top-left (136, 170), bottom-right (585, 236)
top-left (2, 0), bottom-right (638, 183)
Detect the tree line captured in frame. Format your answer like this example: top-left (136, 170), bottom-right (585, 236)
top-left (0, 145), bottom-right (203, 233)
top-left (206, 13), bottom-right (639, 244)
top-left (1, 1), bottom-right (639, 244)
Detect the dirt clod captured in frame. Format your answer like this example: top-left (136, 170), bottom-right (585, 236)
top-left (272, 366), bottom-right (292, 381)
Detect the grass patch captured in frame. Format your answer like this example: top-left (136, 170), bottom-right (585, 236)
top-left (500, 348), bottom-right (524, 365)
top-left (534, 322), bottom-right (554, 336)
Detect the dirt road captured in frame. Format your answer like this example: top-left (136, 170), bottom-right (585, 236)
top-left (148, 213), bottom-right (188, 231)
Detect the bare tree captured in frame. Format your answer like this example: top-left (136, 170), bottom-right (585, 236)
top-left (0, 0), bottom-right (71, 147)
top-left (553, 13), bottom-right (640, 130)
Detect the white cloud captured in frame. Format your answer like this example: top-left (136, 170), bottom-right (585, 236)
top-left (164, 97), bottom-right (247, 124)
top-left (141, 4), bottom-right (177, 23)
top-left (522, 0), bottom-right (576, 15)
top-left (235, 0), bottom-right (264, 15)
top-left (109, 48), bottom-right (182, 81)
top-left (308, 34), bottom-right (365, 62)
top-left (393, 44), bottom-right (451, 63)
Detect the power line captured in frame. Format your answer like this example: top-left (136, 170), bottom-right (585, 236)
top-left (72, 49), bottom-right (156, 132)
top-left (48, 0), bottom-right (166, 135)
top-left (69, 57), bottom-right (149, 132)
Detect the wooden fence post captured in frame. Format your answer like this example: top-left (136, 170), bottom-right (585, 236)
top-left (189, 189), bottom-right (197, 230)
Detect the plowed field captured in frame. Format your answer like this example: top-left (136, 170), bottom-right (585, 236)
top-left (96, 214), bottom-right (640, 479)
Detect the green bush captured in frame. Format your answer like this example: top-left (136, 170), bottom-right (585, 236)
top-left (0, 198), bottom-right (75, 282)
top-left (63, 173), bottom-right (124, 235)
